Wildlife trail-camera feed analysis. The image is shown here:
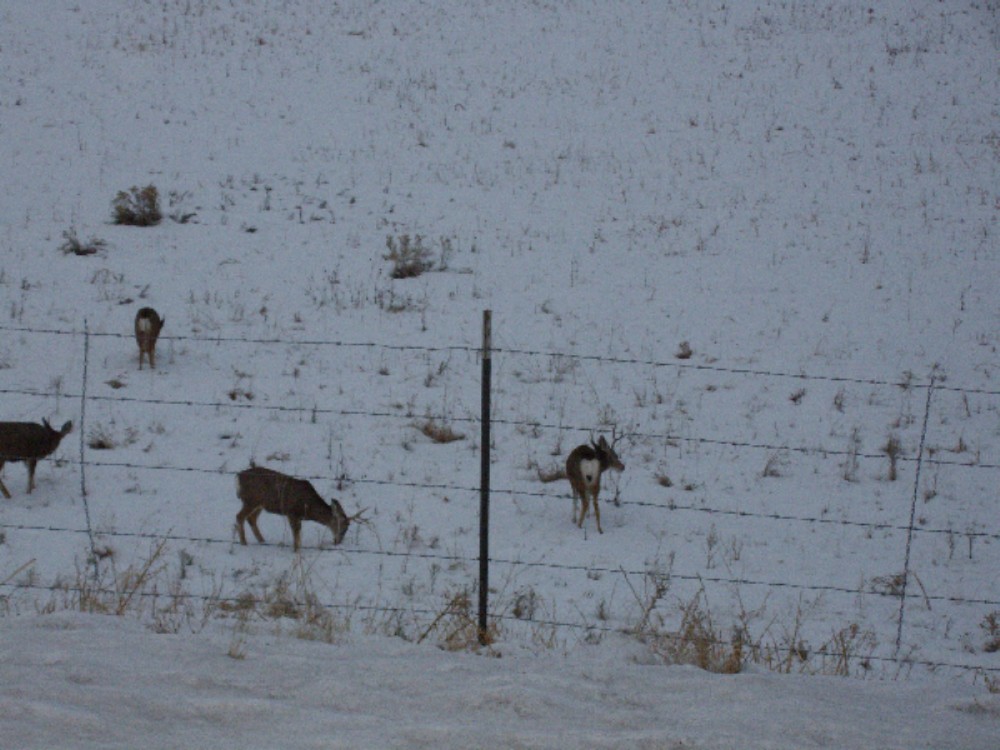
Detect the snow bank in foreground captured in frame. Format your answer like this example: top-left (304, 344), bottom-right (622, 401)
top-left (1, 612), bottom-right (997, 750)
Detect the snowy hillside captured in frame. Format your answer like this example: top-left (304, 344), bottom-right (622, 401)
top-left (0, 0), bottom-right (998, 746)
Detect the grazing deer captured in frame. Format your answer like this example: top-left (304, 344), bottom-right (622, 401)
top-left (236, 464), bottom-right (355, 552)
top-left (0, 419), bottom-right (73, 498)
top-left (134, 307), bottom-right (164, 370)
top-left (565, 432), bottom-right (625, 534)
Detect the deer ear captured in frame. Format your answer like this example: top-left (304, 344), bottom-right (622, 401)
top-left (598, 435), bottom-right (609, 448)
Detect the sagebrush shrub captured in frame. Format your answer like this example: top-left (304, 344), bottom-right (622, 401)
top-left (384, 234), bottom-right (433, 279)
top-left (112, 185), bottom-right (162, 226)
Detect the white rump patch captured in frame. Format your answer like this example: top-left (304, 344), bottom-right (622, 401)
top-left (137, 318), bottom-right (152, 333)
top-left (579, 458), bottom-right (600, 486)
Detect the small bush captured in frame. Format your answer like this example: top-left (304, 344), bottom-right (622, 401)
top-left (87, 422), bottom-right (139, 450)
top-left (385, 234), bottom-right (433, 279)
top-left (983, 611), bottom-right (1000, 653)
top-left (112, 185), bottom-right (162, 226)
top-left (59, 229), bottom-right (107, 256)
top-left (167, 189), bottom-right (197, 224)
top-left (511, 588), bottom-right (540, 620)
top-left (816, 622), bottom-right (877, 676)
top-left (638, 590), bottom-right (745, 674)
top-left (869, 572), bottom-right (907, 597)
top-left (87, 424), bottom-right (117, 450)
top-left (883, 434), bottom-right (903, 481)
top-left (417, 589), bottom-right (499, 651)
top-left (842, 427), bottom-right (862, 482)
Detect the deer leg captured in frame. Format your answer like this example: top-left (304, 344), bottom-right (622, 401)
top-left (577, 492), bottom-right (589, 528)
top-left (27, 459), bottom-right (37, 494)
top-left (236, 507), bottom-right (250, 544)
top-left (236, 507), bottom-right (251, 545)
top-left (0, 463), bottom-right (10, 499)
top-left (149, 346), bottom-right (156, 369)
top-left (593, 493), bottom-right (603, 534)
top-left (245, 507), bottom-right (266, 544)
top-left (289, 518), bottom-right (302, 552)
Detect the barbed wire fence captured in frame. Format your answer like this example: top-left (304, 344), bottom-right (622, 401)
top-left (0, 320), bottom-right (997, 677)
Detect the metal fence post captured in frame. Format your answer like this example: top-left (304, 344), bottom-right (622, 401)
top-left (895, 375), bottom-right (936, 657)
top-left (478, 310), bottom-right (492, 645)
top-left (80, 320), bottom-right (100, 582)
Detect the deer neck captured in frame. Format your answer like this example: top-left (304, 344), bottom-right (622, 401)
top-left (307, 503), bottom-right (333, 524)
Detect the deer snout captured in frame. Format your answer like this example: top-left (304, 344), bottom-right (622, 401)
top-left (331, 519), bottom-right (349, 545)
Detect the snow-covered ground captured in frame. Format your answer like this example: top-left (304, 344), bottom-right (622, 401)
top-left (2, 611), bottom-right (998, 750)
top-left (1, 0), bottom-right (998, 746)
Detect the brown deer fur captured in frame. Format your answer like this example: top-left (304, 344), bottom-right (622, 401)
top-left (134, 307), bottom-right (165, 370)
top-left (236, 465), bottom-right (349, 551)
top-left (565, 434), bottom-right (624, 534)
top-left (0, 419), bottom-right (73, 498)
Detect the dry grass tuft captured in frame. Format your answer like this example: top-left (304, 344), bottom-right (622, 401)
top-left (417, 419), bottom-right (465, 444)
top-left (59, 229), bottom-right (107, 256)
top-left (622, 561), bottom-right (878, 677)
top-left (982, 611), bottom-right (1000, 654)
top-left (417, 588), bottom-right (500, 653)
top-left (112, 185), bottom-right (162, 227)
top-left (384, 234), bottom-right (433, 279)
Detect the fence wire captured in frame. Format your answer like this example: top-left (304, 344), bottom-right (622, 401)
top-left (2, 575), bottom-right (998, 677)
top-left (2, 322), bottom-right (997, 396)
top-left (1, 321), bottom-right (998, 677)
top-left (3, 519), bottom-right (999, 610)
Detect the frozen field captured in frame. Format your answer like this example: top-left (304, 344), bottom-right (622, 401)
top-left (0, 1), bottom-right (998, 746)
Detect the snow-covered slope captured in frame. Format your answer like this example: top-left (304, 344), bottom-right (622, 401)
top-left (0, 0), bottom-right (998, 744)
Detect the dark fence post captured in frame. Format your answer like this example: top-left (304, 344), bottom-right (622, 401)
top-left (478, 310), bottom-right (492, 645)
top-left (80, 320), bottom-right (99, 582)
top-left (895, 374), bottom-right (936, 657)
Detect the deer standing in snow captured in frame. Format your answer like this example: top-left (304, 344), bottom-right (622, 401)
top-left (236, 464), bottom-right (358, 552)
top-left (565, 432), bottom-right (625, 534)
top-left (134, 306), bottom-right (164, 370)
top-left (0, 419), bottom-right (73, 498)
